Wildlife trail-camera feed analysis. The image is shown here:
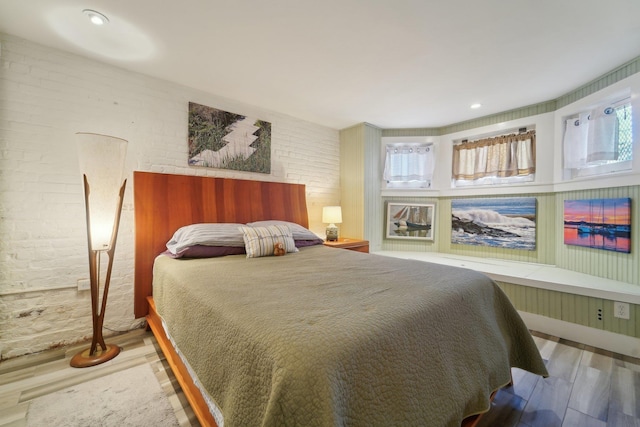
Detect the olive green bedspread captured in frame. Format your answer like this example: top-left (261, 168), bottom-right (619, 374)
top-left (153, 245), bottom-right (547, 427)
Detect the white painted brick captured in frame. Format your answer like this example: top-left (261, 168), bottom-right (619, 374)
top-left (0, 33), bottom-right (340, 359)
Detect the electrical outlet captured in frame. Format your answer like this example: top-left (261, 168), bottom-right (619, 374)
top-left (613, 301), bottom-right (630, 320)
top-left (77, 278), bottom-right (90, 291)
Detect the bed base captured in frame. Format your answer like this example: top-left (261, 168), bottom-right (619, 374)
top-left (147, 294), bottom-right (490, 427)
top-left (146, 297), bottom-right (219, 427)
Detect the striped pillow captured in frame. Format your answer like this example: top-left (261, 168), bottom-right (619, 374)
top-left (240, 225), bottom-right (298, 258)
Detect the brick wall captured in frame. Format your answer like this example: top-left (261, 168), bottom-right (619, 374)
top-left (0, 33), bottom-right (341, 358)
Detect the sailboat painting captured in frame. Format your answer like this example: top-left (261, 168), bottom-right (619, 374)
top-left (386, 203), bottom-right (435, 240)
top-left (563, 198), bottom-right (631, 253)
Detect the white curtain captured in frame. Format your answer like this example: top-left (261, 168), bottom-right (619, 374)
top-left (587, 106), bottom-right (619, 162)
top-left (563, 113), bottom-right (589, 168)
top-left (516, 138), bottom-right (534, 174)
top-left (563, 104), bottom-right (619, 169)
top-left (383, 144), bottom-right (434, 183)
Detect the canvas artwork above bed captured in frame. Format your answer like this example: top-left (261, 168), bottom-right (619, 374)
top-left (187, 102), bottom-right (272, 174)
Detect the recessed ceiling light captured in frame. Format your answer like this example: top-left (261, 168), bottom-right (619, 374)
top-left (83, 9), bottom-right (109, 26)
top-left (470, 103), bottom-right (482, 109)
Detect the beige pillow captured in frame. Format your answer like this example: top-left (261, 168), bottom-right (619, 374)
top-left (240, 225), bottom-right (298, 258)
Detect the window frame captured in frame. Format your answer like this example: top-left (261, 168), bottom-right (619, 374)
top-left (381, 136), bottom-right (435, 190)
top-left (451, 127), bottom-right (536, 188)
top-left (562, 96), bottom-right (633, 181)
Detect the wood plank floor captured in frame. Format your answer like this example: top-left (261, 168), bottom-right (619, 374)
top-left (477, 332), bottom-right (640, 427)
top-left (1, 328), bottom-right (639, 427)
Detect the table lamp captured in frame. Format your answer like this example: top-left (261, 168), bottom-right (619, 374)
top-left (322, 206), bottom-right (342, 241)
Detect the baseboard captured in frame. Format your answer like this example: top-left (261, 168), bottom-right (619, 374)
top-left (518, 311), bottom-right (640, 359)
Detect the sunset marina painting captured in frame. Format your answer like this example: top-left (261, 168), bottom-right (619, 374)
top-left (563, 198), bottom-right (631, 253)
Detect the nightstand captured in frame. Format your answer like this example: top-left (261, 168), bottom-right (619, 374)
top-left (323, 237), bottom-right (369, 253)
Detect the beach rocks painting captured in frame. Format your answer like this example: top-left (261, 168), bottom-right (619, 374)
top-left (451, 197), bottom-right (537, 250)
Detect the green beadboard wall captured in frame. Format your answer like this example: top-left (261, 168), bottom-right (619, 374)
top-left (364, 124), bottom-right (383, 247)
top-left (340, 123), bottom-right (383, 242)
top-left (379, 187), bottom-right (640, 339)
top-left (556, 56), bottom-right (640, 109)
top-left (497, 281), bottom-right (639, 338)
top-left (343, 56), bottom-right (640, 339)
top-left (382, 186), bottom-right (639, 276)
top-left (339, 124), bottom-right (366, 240)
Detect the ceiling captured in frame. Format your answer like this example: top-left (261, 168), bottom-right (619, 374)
top-left (1, 1), bottom-right (640, 130)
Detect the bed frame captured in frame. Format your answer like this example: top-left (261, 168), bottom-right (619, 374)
top-left (133, 171), bottom-right (488, 427)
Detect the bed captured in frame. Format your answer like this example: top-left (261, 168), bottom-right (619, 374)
top-left (133, 171), bottom-right (548, 427)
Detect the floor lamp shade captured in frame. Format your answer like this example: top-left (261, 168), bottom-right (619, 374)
top-left (71, 132), bottom-right (127, 368)
top-left (76, 133), bottom-right (128, 251)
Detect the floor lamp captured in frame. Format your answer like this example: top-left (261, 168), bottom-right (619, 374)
top-left (71, 132), bottom-right (128, 368)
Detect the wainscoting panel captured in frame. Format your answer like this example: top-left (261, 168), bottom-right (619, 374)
top-left (497, 281), bottom-right (639, 338)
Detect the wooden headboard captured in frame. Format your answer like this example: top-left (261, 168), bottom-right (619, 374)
top-left (133, 171), bottom-right (309, 318)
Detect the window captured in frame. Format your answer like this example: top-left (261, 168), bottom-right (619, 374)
top-left (452, 129), bottom-right (536, 187)
top-left (383, 143), bottom-right (435, 189)
top-left (563, 98), bottom-right (632, 179)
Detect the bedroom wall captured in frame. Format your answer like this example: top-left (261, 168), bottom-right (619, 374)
top-left (348, 61), bottom-right (640, 345)
top-left (339, 123), bottom-right (383, 241)
top-left (0, 33), bottom-right (341, 359)
top-left (372, 110), bottom-right (556, 262)
top-left (364, 66), bottom-right (640, 282)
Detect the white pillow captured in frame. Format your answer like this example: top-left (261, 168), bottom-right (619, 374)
top-left (240, 225), bottom-right (298, 258)
top-left (166, 223), bottom-right (246, 255)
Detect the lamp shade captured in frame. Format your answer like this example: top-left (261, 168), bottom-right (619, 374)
top-left (76, 132), bottom-right (128, 251)
top-left (322, 206), bottom-right (342, 224)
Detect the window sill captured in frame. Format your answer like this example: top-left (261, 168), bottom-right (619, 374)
top-left (381, 188), bottom-right (440, 197)
top-left (372, 250), bottom-right (640, 304)
top-left (380, 184), bottom-right (555, 198)
top-left (555, 170), bottom-right (640, 193)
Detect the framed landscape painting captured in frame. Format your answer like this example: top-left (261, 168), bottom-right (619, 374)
top-left (386, 202), bottom-right (435, 240)
top-left (451, 197), bottom-right (537, 250)
top-left (563, 198), bottom-right (631, 253)
top-left (187, 102), bottom-right (271, 174)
